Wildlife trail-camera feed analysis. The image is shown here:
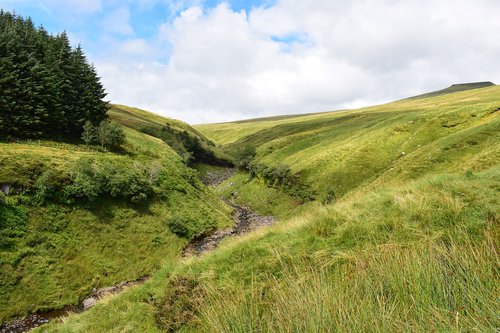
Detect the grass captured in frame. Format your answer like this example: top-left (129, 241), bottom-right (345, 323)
top-left (110, 104), bottom-right (230, 164)
top-left (37, 84), bottom-right (500, 332)
top-left (197, 85), bottom-right (500, 200)
top-left (37, 166), bottom-right (499, 333)
top-left (408, 81), bottom-right (495, 100)
top-left (0, 112), bottom-right (233, 322)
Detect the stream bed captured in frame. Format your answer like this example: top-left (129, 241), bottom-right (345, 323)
top-left (1, 168), bottom-right (274, 332)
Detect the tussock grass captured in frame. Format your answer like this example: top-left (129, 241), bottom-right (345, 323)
top-left (199, 236), bottom-right (498, 333)
top-left (31, 86), bottom-right (500, 332)
top-left (177, 168), bottom-right (499, 332)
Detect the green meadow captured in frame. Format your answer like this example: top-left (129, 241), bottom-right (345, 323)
top-left (30, 84), bottom-right (499, 332)
top-left (0, 110), bottom-right (232, 322)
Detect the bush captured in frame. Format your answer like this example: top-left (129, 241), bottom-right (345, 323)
top-left (64, 158), bottom-right (156, 204)
top-left (64, 158), bottom-right (103, 202)
top-left (322, 189), bottom-right (336, 205)
top-left (234, 145), bottom-right (256, 170)
top-left (80, 121), bottom-right (125, 150)
top-left (33, 170), bottom-right (60, 204)
top-left (166, 216), bottom-right (192, 238)
top-left (103, 162), bottom-right (153, 203)
top-left (97, 121), bottom-right (126, 150)
top-left (248, 162), bottom-right (315, 201)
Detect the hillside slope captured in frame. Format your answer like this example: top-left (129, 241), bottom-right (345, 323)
top-left (197, 85), bottom-right (499, 202)
top-left (0, 112), bottom-right (233, 322)
top-left (110, 105), bottom-right (231, 165)
top-left (32, 85), bottom-right (500, 332)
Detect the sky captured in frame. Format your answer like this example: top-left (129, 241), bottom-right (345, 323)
top-left (2, 0), bottom-right (500, 124)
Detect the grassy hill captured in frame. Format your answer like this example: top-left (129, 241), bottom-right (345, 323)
top-left (18, 84), bottom-right (500, 332)
top-left (197, 85), bottom-right (499, 206)
top-left (110, 105), bottom-right (231, 165)
top-left (0, 108), bottom-right (233, 322)
top-left (407, 81), bottom-right (495, 100)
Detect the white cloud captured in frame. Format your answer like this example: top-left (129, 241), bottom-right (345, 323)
top-left (101, 7), bottom-right (133, 35)
top-left (94, 0), bottom-right (500, 124)
top-left (120, 39), bottom-right (150, 55)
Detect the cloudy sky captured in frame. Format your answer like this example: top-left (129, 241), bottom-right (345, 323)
top-left (3, 1), bottom-right (500, 124)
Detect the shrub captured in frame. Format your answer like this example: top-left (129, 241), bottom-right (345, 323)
top-left (64, 158), bottom-right (103, 202)
top-left (166, 216), bottom-right (199, 239)
top-left (33, 169), bottom-right (64, 204)
top-left (97, 121), bottom-right (126, 150)
top-left (234, 145), bottom-right (256, 170)
top-left (322, 189), bottom-right (336, 204)
top-left (166, 216), bottom-right (192, 238)
top-left (103, 162), bottom-right (153, 203)
top-left (64, 158), bottom-right (156, 204)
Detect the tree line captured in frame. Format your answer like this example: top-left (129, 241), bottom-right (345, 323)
top-left (0, 10), bottom-right (108, 140)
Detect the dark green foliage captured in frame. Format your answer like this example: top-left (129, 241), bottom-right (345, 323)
top-left (322, 189), bottom-right (336, 204)
top-left (249, 162), bottom-right (315, 201)
top-left (166, 215), bottom-right (216, 239)
top-left (234, 145), bottom-right (256, 170)
top-left (33, 169), bottom-right (60, 204)
top-left (0, 11), bottom-right (108, 140)
top-left (166, 216), bottom-right (192, 238)
top-left (140, 125), bottom-right (227, 165)
top-left (64, 158), bottom-right (103, 202)
top-left (64, 157), bottom-right (154, 203)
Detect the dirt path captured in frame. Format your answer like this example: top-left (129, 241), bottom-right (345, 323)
top-left (1, 168), bottom-right (274, 333)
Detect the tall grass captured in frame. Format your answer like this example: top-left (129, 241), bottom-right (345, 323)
top-left (198, 235), bottom-right (498, 332)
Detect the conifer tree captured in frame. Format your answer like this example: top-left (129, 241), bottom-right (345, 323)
top-left (0, 11), bottom-right (109, 140)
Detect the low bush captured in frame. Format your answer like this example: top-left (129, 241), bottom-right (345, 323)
top-left (81, 121), bottom-right (126, 150)
top-left (64, 157), bottom-right (156, 203)
top-left (140, 125), bottom-right (225, 165)
top-left (166, 215), bottom-right (216, 239)
top-left (248, 161), bottom-right (315, 201)
top-left (234, 145), bottom-right (256, 170)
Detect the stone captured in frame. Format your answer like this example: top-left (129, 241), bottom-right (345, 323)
top-left (82, 297), bottom-right (96, 310)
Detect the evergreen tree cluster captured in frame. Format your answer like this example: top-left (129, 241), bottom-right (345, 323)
top-left (0, 10), bottom-right (108, 140)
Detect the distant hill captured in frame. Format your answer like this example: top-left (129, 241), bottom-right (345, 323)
top-left (407, 81), bottom-right (495, 100)
top-left (196, 84), bottom-right (500, 201)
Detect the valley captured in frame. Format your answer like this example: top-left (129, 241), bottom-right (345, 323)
top-left (1, 83), bottom-right (493, 333)
top-left (1, 6), bottom-right (498, 333)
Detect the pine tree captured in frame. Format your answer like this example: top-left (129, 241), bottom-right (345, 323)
top-left (0, 11), bottom-right (109, 140)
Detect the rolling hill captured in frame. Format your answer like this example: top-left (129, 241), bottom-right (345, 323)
top-left (0, 107), bottom-right (233, 323)
top-left (6, 84), bottom-right (500, 332)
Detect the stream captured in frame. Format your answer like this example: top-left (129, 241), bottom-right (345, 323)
top-left (1, 168), bottom-right (275, 333)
